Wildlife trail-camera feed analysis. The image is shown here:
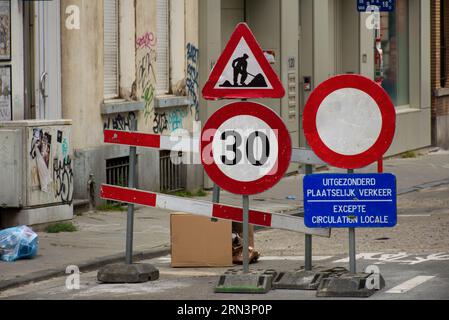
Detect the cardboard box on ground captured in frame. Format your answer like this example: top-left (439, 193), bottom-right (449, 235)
top-left (170, 213), bottom-right (258, 268)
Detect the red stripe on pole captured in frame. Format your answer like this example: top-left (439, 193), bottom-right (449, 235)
top-left (212, 204), bottom-right (272, 227)
top-left (104, 130), bottom-right (161, 149)
top-left (101, 184), bottom-right (157, 207)
top-left (378, 158), bottom-right (384, 173)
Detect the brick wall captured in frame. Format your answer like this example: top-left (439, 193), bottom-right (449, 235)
top-left (431, 0), bottom-right (449, 148)
top-left (431, 0), bottom-right (440, 94)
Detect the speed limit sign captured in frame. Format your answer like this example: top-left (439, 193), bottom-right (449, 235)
top-left (201, 101), bottom-right (292, 195)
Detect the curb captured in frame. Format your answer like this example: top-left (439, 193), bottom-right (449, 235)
top-left (0, 245), bottom-right (170, 292)
top-left (397, 178), bottom-right (449, 195)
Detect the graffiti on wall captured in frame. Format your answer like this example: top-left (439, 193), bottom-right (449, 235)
top-left (103, 112), bottom-right (136, 131)
top-left (167, 108), bottom-right (188, 132)
top-left (135, 35), bottom-right (198, 131)
top-left (153, 112), bottom-right (168, 135)
top-left (137, 49), bottom-right (156, 90)
top-left (29, 128), bottom-right (73, 204)
top-left (53, 129), bottom-right (74, 204)
top-left (137, 32), bottom-right (157, 123)
top-left (141, 81), bottom-right (155, 123)
top-left (186, 43), bottom-right (200, 122)
top-left (30, 129), bottom-right (53, 193)
top-left (136, 32), bottom-right (157, 50)
top-left (53, 156), bottom-right (74, 204)
top-left (152, 108), bottom-right (189, 134)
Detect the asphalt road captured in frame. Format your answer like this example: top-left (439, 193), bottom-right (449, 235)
top-left (1, 251), bottom-right (448, 300)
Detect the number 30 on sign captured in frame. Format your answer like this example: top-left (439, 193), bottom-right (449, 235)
top-left (201, 102), bottom-right (292, 195)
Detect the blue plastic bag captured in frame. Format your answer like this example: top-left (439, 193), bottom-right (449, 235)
top-left (0, 226), bottom-right (39, 262)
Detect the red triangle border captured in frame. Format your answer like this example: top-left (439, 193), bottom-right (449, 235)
top-left (202, 23), bottom-right (285, 100)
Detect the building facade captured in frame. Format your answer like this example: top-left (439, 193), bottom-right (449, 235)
top-left (61, 0), bottom-right (201, 204)
top-left (200, 0), bottom-right (431, 188)
top-left (0, 0), bottom-right (436, 226)
top-left (431, 0), bottom-right (449, 149)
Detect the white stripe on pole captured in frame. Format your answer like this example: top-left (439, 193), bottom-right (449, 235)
top-left (271, 213), bottom-right (328, 236)
top-left (159, 135), bottom-right (197, 153)
top-left (291, 148), bottom-right (326, 165)
top-left (156, 194), bottom-right (213, 218)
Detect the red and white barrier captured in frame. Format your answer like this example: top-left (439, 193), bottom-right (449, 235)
top-left (104, 129), bottom-right (322, 165)
top-left (101, 184), bottom-right (330, 237)
top-left (104, 130), bottom-right (196, 153)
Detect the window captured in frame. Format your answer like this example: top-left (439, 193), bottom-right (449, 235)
top-left (104, 0), bottom-right (119, 99)
top-left (156, 0), bottom-right (170, 94)
top-left (379, 0), bottom-right (409, 106)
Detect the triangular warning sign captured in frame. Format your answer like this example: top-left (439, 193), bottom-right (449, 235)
top-left (202, 23), bottom-right (285, 100)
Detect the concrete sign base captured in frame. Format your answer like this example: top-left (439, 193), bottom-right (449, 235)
top-left (272, 267), bottom-right (347, 290)
top-left (316, 272), bottom-right (385, 298)
top-left (97, 263), bottom-right (159, 284)
top-left (214, 269), bottom-right (276, 294)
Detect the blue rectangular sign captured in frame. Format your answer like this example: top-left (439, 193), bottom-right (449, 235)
top-left (357, 0), bottom-right (395, 12)
top-left (304, 173), bottom-right (397, 228)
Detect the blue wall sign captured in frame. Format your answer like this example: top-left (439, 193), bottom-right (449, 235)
top-left (304, 173), bottom-right (397, 228)
top-left (357, 0), bottom-right (395, 12)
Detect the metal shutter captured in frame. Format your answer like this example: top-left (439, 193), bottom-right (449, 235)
top-left (104, 0), bottom-right (119, 99)
top-left (156, 0), bottom-right (169, 94)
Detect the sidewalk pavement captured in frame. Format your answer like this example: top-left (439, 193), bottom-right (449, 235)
top-left (1, 149), bottom-right (448, 291)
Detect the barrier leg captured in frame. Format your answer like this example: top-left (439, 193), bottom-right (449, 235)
top-left (125, 119), bottom-right (137, 265)
top-left (97, 118), bottom-right (159, 284)
top-left (242, 195), bottom-right (250, 274)
top-left (347, 169), bottom-right (356, 274)
top-left (211, 184), bottom-right (220, 222)
top-left (212, 183), bottom-right (221, 203)
top-left (349, 228), bottom-right (356, 274)
top-left (304, 164), bottom-right (313, 271)
top-left (214, 194), bottom-right (273, 293)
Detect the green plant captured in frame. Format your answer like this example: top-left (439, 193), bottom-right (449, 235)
top-left (172, 190), bottom-right (194, 198)
top-left (168, 189), bottom-right (208, 198)
top-left (45, 222), bottom-right (77, 233)
top-left (96, 203), bottom-right (127, 211)
top-left (194, 189), bottom-right (207, 197)
top-left (401, 151), bottom-right (417, 159)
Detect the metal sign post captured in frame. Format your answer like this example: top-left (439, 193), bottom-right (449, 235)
top-left (242, 195), bottom-right (250, 274)
top-left (347, 169), bottom-right (356, 274)
top-left (212, 183), bottom-right (221, 203)
top-left (304, 164), bottom-right (313, 272)
top-left (97, 118), bottom-right (160, 285)
top-left (125, 118), bottom-right (137, 265)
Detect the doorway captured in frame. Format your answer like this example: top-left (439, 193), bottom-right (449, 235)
top-left (23, 0), bottom-right (61, 120)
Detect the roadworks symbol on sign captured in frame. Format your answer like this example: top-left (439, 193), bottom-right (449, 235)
top-left (202, 23), bottom-right (285, 100)
top-left (217, 41), bottom-right (271, 89)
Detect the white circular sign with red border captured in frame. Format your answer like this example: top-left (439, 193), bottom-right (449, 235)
top-left (303, 74), bottom-right (396, 169)
top-left (201, 101), bottom-right (292, 195)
